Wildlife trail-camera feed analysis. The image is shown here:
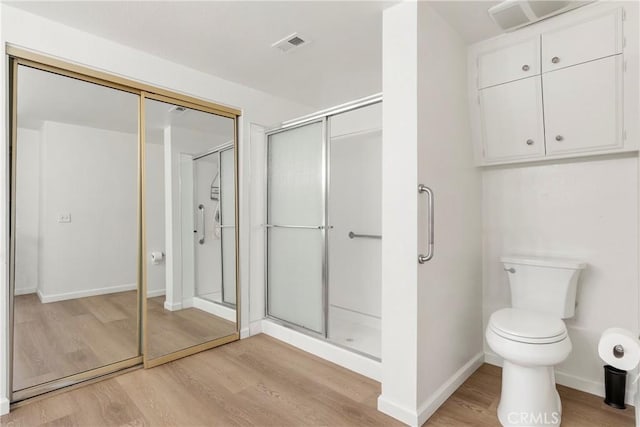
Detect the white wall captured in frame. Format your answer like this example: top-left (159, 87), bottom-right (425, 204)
top-left (145, 141), bottom-right (166, 297)
top-left (36, 121), bottom-right (137, 301)
top-left (378, 3), bottom-right (483, 426)
top-left (14, 128), bottom-right (40, 295)
top-left (482, 155), bottom-right (639, 399)
top-left (0, 4), bottom-right (312, 411)
top-left (416, 3), bottom-right (483, 422)
top-left (378, 2), bottom-right (420, 424)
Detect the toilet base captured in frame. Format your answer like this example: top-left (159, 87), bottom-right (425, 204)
top-left (497, 360), bottom-right (562, 427)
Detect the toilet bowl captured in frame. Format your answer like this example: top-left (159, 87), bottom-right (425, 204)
top-left (486, 308), bottom-right (571, 427)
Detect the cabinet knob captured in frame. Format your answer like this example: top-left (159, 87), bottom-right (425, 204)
top-left (522, 64), bottom-right (530, 71)
top-left (551, 56), bottom-right (560, 64)
top-left (555, 135), bottom-right (564, 141)
top-left (526, 139), bottom-right (534, 145)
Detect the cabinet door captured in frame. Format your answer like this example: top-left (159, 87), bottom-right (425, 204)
top-left (543, 55), bottom-right (623, 156)
top-left (542, 9), bottom-right (623, 73)
top-left (478, 37), bottom-right (540, 89)
top-left (479, 76), bottom-right (545, 162)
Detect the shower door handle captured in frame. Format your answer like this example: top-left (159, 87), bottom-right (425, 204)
top-left (418, 184), bottom-right (434, 264)
top-left (198, 204), bottom-right (205, 244)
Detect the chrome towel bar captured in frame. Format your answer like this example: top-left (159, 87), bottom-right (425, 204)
top-left (265, 224), bottom-right (324, 230)
top-left (348, 231), bottom-right (381, 240)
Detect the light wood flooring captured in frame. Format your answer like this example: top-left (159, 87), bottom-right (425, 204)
top-left (146, 296), bottom-right (236, 359)
top-left (13, 291), bottom-right (235, 391)
top-left (2, 334), bottom-right (635, 426)
top-left (13, 292), bottom-right (139, 391)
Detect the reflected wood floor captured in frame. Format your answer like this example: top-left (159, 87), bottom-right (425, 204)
top-left (13, 292), bottom-right (139, 391)
top-left (13, 291), bottom-right (235, 391)
top-left (2, 334), bottom-right (635, 426)
top-left (146, 296), bottom-right (236, 359)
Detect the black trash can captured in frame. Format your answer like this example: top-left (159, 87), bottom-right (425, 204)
top-left (604, 365), bottom-right (627, 409)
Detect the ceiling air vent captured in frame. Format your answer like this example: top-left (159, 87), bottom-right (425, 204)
top-left (272, 33), bottom-right (310, 53)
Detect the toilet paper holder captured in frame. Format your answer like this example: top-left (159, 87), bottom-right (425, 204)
top-left (613, 345), bottom-right (625, 359)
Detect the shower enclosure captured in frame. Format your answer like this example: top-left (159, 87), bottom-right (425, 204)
top-left (265, 97), bottom-right (382, 359)
top-left (192, 145), bottom-right (236, 308)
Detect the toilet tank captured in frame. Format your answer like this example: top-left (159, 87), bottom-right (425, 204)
top-left (501, 256), bottom-right (586, 318)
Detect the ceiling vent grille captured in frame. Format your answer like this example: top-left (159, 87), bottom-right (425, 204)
top-left (272, 33), bottom-right (310, 53)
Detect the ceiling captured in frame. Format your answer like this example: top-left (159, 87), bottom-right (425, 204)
top-left (428, 1), bottom-right (503, 43)
top-left (6, 1), bottom-right (392, 109)
top-left (17, 64), bottom-right (234, 142)
top-left (8, 1), bottom-right (505, 110)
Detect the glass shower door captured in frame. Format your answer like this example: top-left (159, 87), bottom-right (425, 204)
top-left (266, 121), bottom-right (325, 334)
top-left (220, 148), bottom-right (236, 306)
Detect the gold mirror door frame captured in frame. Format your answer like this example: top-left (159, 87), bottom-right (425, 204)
top-left (141, 92), bottom-right (241, 368)
top-left (6, 47), bottom-right (242, 403)
top-left (8, 56), bottom-right (143, 404)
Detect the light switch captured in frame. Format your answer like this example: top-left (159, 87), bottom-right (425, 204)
top-left (57, 213), bottom-right (71, 223)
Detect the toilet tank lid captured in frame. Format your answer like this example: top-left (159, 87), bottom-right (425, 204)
top-left (501, 256), bottom-right (586, 269)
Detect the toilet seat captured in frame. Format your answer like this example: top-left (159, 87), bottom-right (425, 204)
top-left (489, 308), bottom-right (567, 344)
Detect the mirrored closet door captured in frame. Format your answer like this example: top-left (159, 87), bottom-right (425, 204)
top-left (9, 50), bottom-right (241, 402)
top-left (143, 96), bottom-right (238, 366)
top-left (11, 64), bottom-right (141, 399)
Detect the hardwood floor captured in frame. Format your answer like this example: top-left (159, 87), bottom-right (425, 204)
top-left (2, 334), bottom-right (635, 426)
top-left (427, 364), bottom-right (635, 427)
top-left (13, 291), bottom-right (236, 391)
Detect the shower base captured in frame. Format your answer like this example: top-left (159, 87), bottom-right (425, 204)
top-left (328, 305), bottom-right (380, 359)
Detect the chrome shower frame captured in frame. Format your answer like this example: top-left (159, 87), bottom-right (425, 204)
top-left (263, 93), bottom-right (383, 351)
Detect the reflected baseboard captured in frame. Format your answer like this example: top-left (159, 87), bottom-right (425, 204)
top-left (14, 287), bottom-right (36, 296)
top-left (192, 296), bottom-right (236, 322)
top-left (163, 300), bottom-right (183, 311)
top-left (36, 283), bottom-right (137, 303)
top-left (146, 288), bottom-right (165, 298)
top-left (33, 283), bottom-right (165, 304)
top-left (0, 396), bottom-right (9, 416)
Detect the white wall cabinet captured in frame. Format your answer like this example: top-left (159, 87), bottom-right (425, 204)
top-left (543, 55), bottom-right (623, 156)
top-left (478, 37), bottom-right (540, 89)
top-left (542, 9), bottom-right (623, 73)
top-left (479, 76), bottom-right (545, 161)
top-left (468, 4), bottom-right (637, 166)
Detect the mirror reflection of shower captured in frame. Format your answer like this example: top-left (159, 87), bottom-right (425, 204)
top-left (191, 143), bottom-right (236, 309)
top-left (144, 97), bottom-right (237, 360)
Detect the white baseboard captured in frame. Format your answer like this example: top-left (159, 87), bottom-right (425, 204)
top-left (192, 297), bottom-right (236, 322)
top-left (377, 395), bottom-right (419, 426)
top-left (240, 327), bottom-right (250, 338)
top-left (378, 395), bottom-right (418, 426)
top-left (261, 319), bottom-right (381, 381)
top-left (0, 396), bottom-right (9, 416)
top-left (377, 352), bottom-right (484, 427)
top-left (36, 283), bottom-right (162, 303)
top-left (484, 351), bottom-right (636, 406)
top-left (14, 287), bottom-right (36, 296)
top-left (417, 352), bottom-right (485, 425)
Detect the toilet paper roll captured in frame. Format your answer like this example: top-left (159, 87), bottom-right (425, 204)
top-left (151, 251), bottom-right (164, 265)
top-left (598, 328), bottom-right (640, 371)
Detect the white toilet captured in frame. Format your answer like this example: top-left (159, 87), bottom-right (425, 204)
top-left (486, 256), bottom-right (585, 427)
